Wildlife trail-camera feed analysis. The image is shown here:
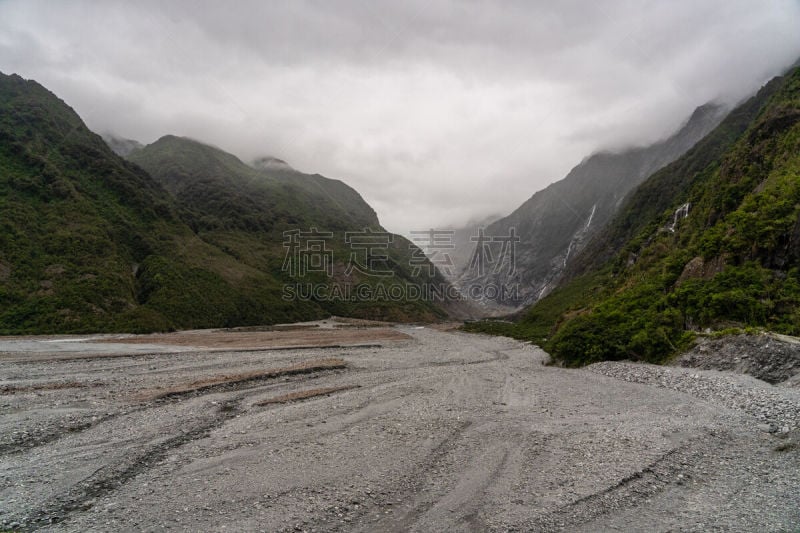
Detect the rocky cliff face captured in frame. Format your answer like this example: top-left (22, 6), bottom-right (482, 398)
top-left (456, 103), bottom-right (728, 312)
top-left (472, 64), bottom-right (800, 367)
top-left (430, 215), bottom-right (500, 282)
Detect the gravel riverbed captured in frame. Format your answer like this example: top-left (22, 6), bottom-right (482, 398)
top-left (588, 361), bottom-right (800, 433)
top-left (1, 325), bottom-right (798, 531)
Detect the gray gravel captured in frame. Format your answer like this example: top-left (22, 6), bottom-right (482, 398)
top-left (674, 332), bottom-right (800, 385)
top-left (589, 360), bottom-right (800, 433)
top-left (1, 327), bottom-right (799, 532)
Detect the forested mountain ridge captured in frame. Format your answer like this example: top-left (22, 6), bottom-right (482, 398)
top-left (466, 64), bottom-right (800, 366)
top-left (0, 72), bottom-right (449, 333)
top-left (456, 102), bottom-right (727, 311)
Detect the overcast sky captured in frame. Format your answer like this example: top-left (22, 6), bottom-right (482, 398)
top-left (1, 1), bottom-right (799, 233)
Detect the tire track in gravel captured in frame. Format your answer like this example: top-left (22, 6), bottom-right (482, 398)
top-left (283, 349), bottom-right (517, 531)
top-left (0, 363), bottom-right (350, 457)
top-left (521, 436), bottom-right (713, 532)
top-left (426, 349), bottom-right (511, 367)
top-left (277, 350), bottom-right (513, 441)
top-left (0, 343), bottom-right (386, 365)
top-left (19, 399), bottom-right (244, 531)
top-left (3, 342), bottom-right (508, 459)
top-left (305, 420), bottom-right (475, 533)
top-left (411, 442), bottom-right (513, 531)
top-left (0, 411), bottom-right (140, 457)
top-left (11, 327), bottom-right (789, 531)
top-left (1, 338), bottom-right (479, 459)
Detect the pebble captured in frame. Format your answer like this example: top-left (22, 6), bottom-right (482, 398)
top-left (589, 362), bottom-right (800, 432)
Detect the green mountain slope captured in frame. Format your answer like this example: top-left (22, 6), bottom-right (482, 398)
top-left (128, 135), bottom-right (379, 234)
top-left (455, 103), bottom-right (726, 311)
top-left (129, 135), bottom-right (450, 322)
top-left (0, 72), bottom-right (446, 333)
top-left (467, 64), bottom-right (800, 366)
top-left (0, 73), bottom-right (321, 333)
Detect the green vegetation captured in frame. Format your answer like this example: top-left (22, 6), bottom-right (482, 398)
top-left (129, 135), bottom-right (380, 234)
top-left (0, 72), bottom-right (446, 333)
top-left (467, 65), bottom-right (800, 366)
top-left (129, 135), bottom-right (449, 323)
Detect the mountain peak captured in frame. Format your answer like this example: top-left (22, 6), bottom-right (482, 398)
top-left (456, 101), bottom-right (728, 309)
top-left (251, 155), bottom-right (295, 172)
top-left (506, 67), bottom-right (800, 366)
top-left (687, 101), bottom-right (726, 122)
top-left (102, 133), bottom-right (144, 157)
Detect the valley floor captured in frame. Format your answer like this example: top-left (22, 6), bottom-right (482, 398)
top-left (0, 321), bottom-right (798, 531)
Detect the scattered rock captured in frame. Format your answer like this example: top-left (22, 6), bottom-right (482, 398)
top-left (673, 333), bottom-right (800, 385)
top-left (590, 361), bottom-right (800, 431)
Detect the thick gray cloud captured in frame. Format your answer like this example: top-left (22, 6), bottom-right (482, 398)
top-left (1, 0), bottom-right (799, 233)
